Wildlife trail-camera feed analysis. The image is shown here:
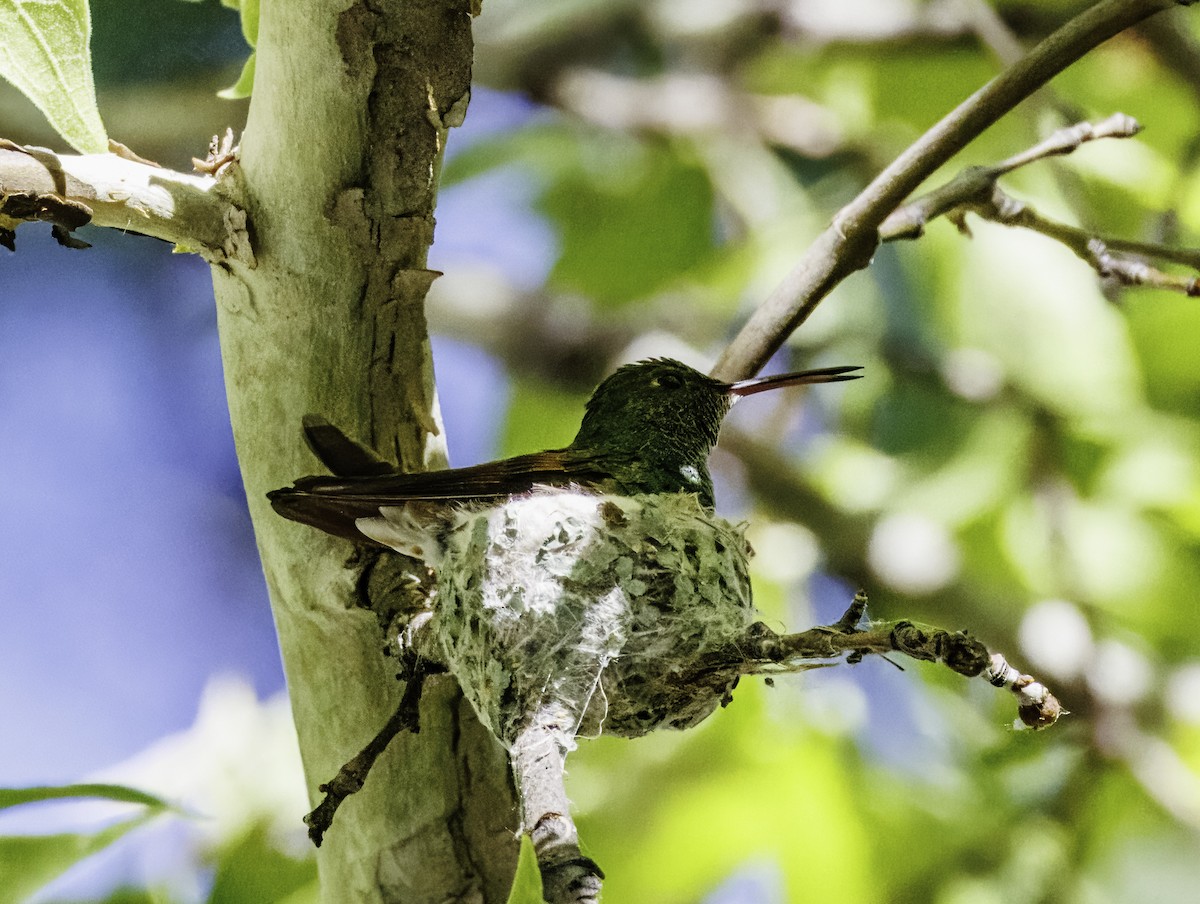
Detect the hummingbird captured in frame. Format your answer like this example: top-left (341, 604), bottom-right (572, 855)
top-left (270, 357), bottom-right (861, 889)
top-left (269, 357), bottom-right (862, 542)
top-left (269, 355), bottom-right (861, 736)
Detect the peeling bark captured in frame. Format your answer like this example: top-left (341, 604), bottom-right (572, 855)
top-left (209, 2), bottom-right (518, 902)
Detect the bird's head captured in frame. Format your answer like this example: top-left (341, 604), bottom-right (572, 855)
top-left (571, 357), bottom-right (861, 476)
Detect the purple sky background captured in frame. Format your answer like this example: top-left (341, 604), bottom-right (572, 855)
top-left (0, 88), bottom-right (552, 787)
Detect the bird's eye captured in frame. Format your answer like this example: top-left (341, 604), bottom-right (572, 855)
top-left (654, 373), bottom-right (684, 389)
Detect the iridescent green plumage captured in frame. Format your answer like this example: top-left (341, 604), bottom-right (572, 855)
top-left (269, 357), bottom-right (861, 535)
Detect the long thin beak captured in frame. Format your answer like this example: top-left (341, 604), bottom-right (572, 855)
top-left (725, 365), bottom-right (863, 397)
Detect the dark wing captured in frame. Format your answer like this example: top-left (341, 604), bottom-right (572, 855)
top-left (300, 414), bottom-right (396, 478)
top-left (268, 448), bottom-right (617, 543)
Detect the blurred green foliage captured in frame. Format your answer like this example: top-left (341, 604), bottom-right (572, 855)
top-left (8, 1), bottom-right (1200, 902)
top-left (505, 836), bottom-right (546, 904)
top-left (0, 785), bottom-right (171, 904)
top-left (205, 825), bottom-right (316, 904)
top-left (90, 0), bottom-right (244, 86)
top-left (457, 4), bottom-right (1200, 903)
top-left (541, 138), bottom-right (716, 306)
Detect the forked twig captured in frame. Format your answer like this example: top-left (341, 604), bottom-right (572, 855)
top-left (880, 113), bottom-right (1200, 296)
top-left (693, 591), bottom-right (1064, 730)
top-left (303, 662), bottom-right (436, 847)
top-left (714, 0), bottom-right (1197, 380)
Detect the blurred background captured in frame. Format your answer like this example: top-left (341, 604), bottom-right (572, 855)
top-left (4, 0), bottom-right (1200, 901)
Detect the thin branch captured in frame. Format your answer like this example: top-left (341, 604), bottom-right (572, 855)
top-left (703, 591), bottom-right (1065, 730)
top-left (977, 182), bottom-right (1200, 275)
top-left (1085, 236), bottom-right (1200, 295)
top-left (713, 0), bottom-right (1195, 382)
top-left (0, 137), bottom-right (251, 263)
top-left (511, 715), bottom-right (604, 904)
top-left (995, 112), bottom-right (1140, 172)
top-left (303, 663), bottom-right (434, 847)
top-left (878, 113), bottom-right (1143, 239)
top-left (878, 114), bottom-right (1200, 296)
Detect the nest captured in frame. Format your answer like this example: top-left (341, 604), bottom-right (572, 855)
top-left (425, 490), bottom-right (756, 745)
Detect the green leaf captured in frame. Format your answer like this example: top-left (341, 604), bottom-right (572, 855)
top-left (206, 823), bottom-right (316, 904)
top-left (500, 375), bottom-right (585, 459)
top-left (0, 0), bottom-right (107, 153)
top-left (0, 783), bottom-right (171, 812)
top-left (505, 835), bottom-right (545, 904)
top-left (218, 50), bottom-right (256, 100)
top-left (238, 0), bottom-right (259, 47)
top-left (0, 812), bottom-right (157, 904)
top-left (441, 125), bottom-right (577, 188)
top-left (216, 0), bottom-right (257, 98)
top-left (539, 139), bottom-right (717, 307)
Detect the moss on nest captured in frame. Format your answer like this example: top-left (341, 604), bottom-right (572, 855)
top-left (422, 490), bottom-right (755, 745)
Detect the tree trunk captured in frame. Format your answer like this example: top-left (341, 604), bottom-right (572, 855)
top-left (209, 2), bottom-right (518, 901)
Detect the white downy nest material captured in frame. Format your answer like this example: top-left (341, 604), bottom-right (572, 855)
top-left (367, 491), bottom-right (756, 746)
